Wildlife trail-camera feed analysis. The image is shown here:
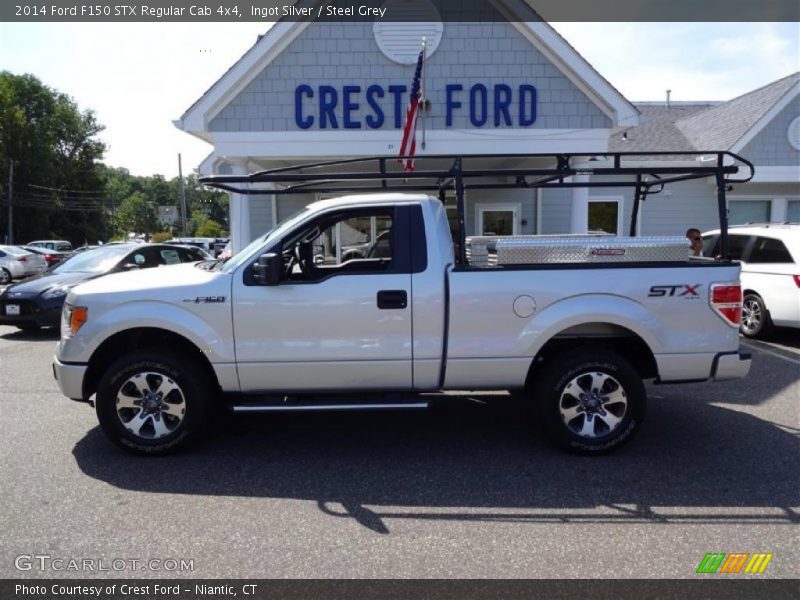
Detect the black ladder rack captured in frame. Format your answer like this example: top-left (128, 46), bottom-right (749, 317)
top-left (200, 151), bottom-right (755, 264)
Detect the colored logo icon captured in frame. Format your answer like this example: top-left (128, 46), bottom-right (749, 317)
top-left (696, 552), bottom-right (773, 574)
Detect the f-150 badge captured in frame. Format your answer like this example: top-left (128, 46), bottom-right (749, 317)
top-left (183, 296), bottom-right (226, 304)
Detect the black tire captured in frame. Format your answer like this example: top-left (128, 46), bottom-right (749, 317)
top-left (95, 350), bottom-right (214, 456)
top-left (741, 293), bottom-right (772, 339)
top-left (533, 350), bottom-right (646, 455)
top-left (0, 268), bottom-right (11, 285)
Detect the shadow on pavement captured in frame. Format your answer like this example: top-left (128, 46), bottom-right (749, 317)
top-left (73, 391), bottom-right (800, 534)
top-left (0, 326), bottom-right (60, 341)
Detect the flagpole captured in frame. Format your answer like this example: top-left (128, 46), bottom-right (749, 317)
top-left (420, 37), bottom-right (427, 151)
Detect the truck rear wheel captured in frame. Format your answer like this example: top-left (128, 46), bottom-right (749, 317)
top-left (95, 350), bottom-right (213, 456)
top-left (533, 350), bottom-right (646, 454)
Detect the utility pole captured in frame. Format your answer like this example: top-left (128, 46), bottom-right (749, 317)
top-left (144, 197), bottom-right (150, 242)
top-left (7, 159), bottom-right (13, 244)
top-left (178, 153), bottom-right (188, 236)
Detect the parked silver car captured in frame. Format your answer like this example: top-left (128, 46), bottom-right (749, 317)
top-left (0, 245), bottom-right (46, 283)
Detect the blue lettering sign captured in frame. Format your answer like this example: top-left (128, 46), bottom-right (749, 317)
top-left (365, 85), bottom-right (384, 129)
top-left (295, 84), bottom-right (314, 129)
top-left (446, 84), bottom-right (463, 127)
top-left (319, 85), bottom-right (338, 129)
top-left (494, 84), bottom-right (512, 127)
top-left (388, 85), bottom-right (406, 129)
top-left (342, 85), bottom-right (361, 129)
top-left (519, 84), bottom-right (537, 126)
top-left (469, 84), bottom-right (487, 127)
top-left (293, 82), bottom-right (539, 130)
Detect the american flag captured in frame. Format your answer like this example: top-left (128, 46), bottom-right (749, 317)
top-left (398, 47), bottom-right (424, 172)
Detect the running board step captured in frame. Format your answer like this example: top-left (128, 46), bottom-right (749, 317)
top-left (231, 402), bottom-right (429, 413)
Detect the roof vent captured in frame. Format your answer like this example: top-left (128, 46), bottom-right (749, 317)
top-left (788, 116), bottom-right (800, 151)
top-left (373, 0), bottom-right (443, 65)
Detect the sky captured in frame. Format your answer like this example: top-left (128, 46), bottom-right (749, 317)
top-left (0, 21), bottom-right (797, 178)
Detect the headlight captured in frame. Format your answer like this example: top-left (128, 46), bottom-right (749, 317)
top-left (61, 304), bottom-right (88, 337)
top-left (43, 286), bottom-right (70, 300)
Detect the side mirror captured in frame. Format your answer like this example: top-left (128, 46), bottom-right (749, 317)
top-left (252, 252), bottom-right (281, 286)
top-left (121, 263), bottom-right (140, 271)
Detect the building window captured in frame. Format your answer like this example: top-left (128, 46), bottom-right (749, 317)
top-left (729, 200), bottom-right (770, 225)
top-left (588, 199), bottom-right (621, 235)
top-left (476, 203), bottom-right (519, 236)
top-left (787, 200), bottom-right (800, 223)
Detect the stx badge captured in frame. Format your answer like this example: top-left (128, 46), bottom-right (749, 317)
top-left (648, 284), bottom-right (701, 298)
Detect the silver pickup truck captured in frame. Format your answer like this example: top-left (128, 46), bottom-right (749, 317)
top-left (53, 152), bottom-right (753, 455)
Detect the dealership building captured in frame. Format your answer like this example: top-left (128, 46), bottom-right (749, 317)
top-left (175, 3), bottom-right (800, 251)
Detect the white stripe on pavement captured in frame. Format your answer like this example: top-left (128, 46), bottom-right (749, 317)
top-left (742, 341), bottom-right (800, 366)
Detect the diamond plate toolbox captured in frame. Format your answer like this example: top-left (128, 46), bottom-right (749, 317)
top-left (466, 236), bottom-right (691, 266)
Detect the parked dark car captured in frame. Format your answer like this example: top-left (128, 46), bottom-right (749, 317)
top-left (0, 243), bottom-right (204, 330)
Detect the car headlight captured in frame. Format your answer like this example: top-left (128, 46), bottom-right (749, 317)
top-left (61, 304), bottom-right (88, 338)
top-left (43, 285), bottom-right (71, 300)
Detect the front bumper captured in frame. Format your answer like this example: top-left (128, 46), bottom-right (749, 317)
top-left (53, 355), bottom-right (88, 402)
top-left (712, 350), bottom-right (752, 381)
top-left (0, 298), bottom-right (63, 327)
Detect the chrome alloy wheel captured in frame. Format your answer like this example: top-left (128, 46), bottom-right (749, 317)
top-left (115, 371), bottom-right (186, 440)
top-left (558, 371), bottom-right (628, 439)
top-left (741, 297), bottom-right (762, 335)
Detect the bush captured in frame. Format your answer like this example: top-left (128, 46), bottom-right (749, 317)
top-left (151, 231), bottom-right (173, 243)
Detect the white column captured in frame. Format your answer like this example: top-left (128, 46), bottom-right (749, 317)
top-left (771, 198), bottom-right (787, 223)
top-left (228, 159), bottom-right (251, 253)
top-left (570, 170), bottom-right (590, 233)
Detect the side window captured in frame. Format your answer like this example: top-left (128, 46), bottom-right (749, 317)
top-left (704, 234), bottom-right (749, 259)
top-left (281, 209), bottom-right (394, 282)
top-left (701, 235), bottom-right (718, 258)
top-left (728, 235), bottom-right (749, 260)
top-left (160, 248), bottom-right (182, 265)
top-left (130, 248), bottom-right (165, 269)
top-left (748, 237), bottom-right (794, 264)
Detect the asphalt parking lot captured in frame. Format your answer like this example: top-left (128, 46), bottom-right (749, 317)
top-left (0, 323), bottom-right (797, 579)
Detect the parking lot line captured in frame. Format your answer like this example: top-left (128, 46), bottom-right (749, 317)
top-left (742, 340), bottom-right (800, 365)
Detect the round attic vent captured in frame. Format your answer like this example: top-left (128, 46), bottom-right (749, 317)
top-left (373, 0), bottom-right (443, 65)
top-left (788, 116), bottom-right (800, 151)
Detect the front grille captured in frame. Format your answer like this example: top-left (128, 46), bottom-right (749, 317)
top-left (0, 299), bottom-right (40, 316)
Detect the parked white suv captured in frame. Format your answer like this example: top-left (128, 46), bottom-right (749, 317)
top-left (703, 224), bottom-right (800, 338)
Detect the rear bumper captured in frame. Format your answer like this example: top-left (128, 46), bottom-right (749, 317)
top-left (53, 356), bottom-right (88, 401)
top-left (712, 350), bottom-right (752, 381)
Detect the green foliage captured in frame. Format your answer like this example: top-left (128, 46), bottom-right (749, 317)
top-left (114, 191), bottom-right (161, 239)
top-left (0, 71), bottom-right (229, 245)
top-left (0, 72), bottom-right (108, 244)
top-left (195, 219), bottom-right (224, 238)
top-left (151, 231), bottom-right (173, 243)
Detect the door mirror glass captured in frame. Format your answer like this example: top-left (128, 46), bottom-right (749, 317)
top-left (253, 253), bottom-right (281, 286)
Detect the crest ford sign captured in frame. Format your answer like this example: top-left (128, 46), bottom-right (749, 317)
top-left (295, 82), bottom-right (537, 129)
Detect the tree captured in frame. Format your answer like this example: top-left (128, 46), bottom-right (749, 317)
top-left (195, 219), bottom-right (224, 238)
top-left (0, 72), bottom-right (108, 244)
top-left (114, 191), bottom-right (160, 239)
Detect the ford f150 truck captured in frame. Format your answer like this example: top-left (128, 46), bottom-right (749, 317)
top-left (53, 152), bottom-right (754, 455)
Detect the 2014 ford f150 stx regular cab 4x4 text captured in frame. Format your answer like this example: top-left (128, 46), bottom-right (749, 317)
top-left (53, 152), bottom-right (754, 455)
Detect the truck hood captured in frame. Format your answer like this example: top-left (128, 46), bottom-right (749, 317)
top-left (69, 262), bottom-right (228, 302)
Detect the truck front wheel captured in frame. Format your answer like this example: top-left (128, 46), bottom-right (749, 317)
top-left (534, 350), bottom-right (646, 454)
top-left (95, 350), bottom-right (213, 456)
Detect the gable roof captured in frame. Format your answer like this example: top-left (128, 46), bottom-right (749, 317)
top-left (676, 72), bottom-right (800, 152)
top-left (609, 103), bottom-right (716, 156)
top-left (176, 1), bottom-right (639, 138)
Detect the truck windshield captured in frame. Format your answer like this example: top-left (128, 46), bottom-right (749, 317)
top-left (221, 207), bottom-right (311, 274)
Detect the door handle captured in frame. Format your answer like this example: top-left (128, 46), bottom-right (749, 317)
top-left (377, 290), bottom-right (407, 309)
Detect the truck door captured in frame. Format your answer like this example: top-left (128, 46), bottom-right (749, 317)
top-left (232, 205), bottom-right (414, 392)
